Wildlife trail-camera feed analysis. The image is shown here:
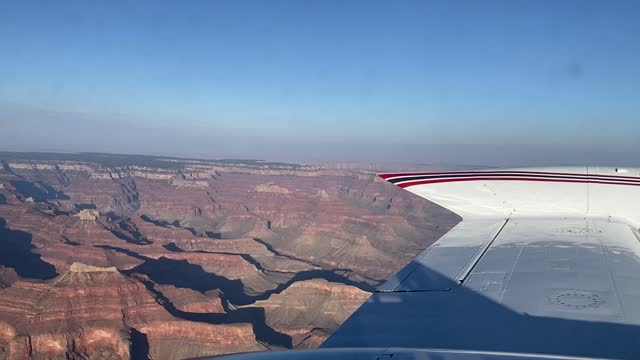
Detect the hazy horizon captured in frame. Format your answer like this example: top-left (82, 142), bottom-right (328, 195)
top-left (2, 1), bottom-right (640, 166)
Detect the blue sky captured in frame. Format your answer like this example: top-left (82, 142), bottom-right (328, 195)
top-left (1, 0), bottom-right (640, 165)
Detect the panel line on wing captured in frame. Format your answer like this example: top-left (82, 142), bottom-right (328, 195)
top-left (377, 220), bottom-right (509, 292)
top-left (457, 219), bottom-right (510, 284)
top-left (593, 220), bottom-right (627, 321)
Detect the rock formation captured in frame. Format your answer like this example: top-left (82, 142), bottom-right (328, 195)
top-left (0, 152), bottom-right (460, 359)
top-left (244, 279), bottom-right (371, 347)
top-left (76, 209), bottom-right (100, 221)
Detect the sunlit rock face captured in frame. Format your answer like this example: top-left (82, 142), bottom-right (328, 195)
top-left (244, 279), bottom-right (373, 347)
top-left (0, 153), bottom-right (460, 359)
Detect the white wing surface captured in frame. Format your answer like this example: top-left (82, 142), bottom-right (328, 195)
top-left (323, 167), bottom-right (640, 359)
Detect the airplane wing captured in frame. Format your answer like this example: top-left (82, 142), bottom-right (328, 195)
top-left (214, 167), bottom-right (640, 360)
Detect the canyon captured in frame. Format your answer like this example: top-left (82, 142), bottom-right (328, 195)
top-left (0, 152), bottom-right (459, 359)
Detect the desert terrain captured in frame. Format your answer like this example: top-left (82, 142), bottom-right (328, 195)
top-left (0, 152), bottom-right (459, 359)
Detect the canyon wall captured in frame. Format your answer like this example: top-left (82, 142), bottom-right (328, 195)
top-left (0, 153), bottom-right (459, 359)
